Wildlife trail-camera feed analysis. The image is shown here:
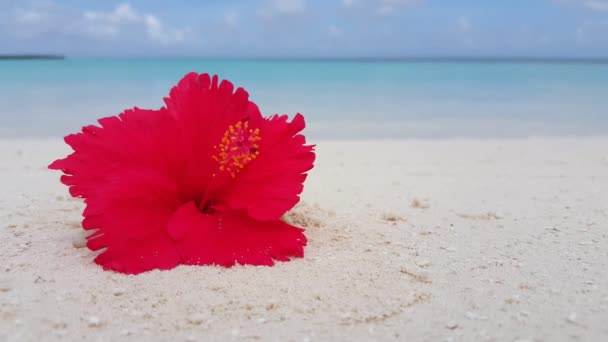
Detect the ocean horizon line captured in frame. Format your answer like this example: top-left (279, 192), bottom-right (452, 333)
top-left (3, 55), bottom-right (608, 64)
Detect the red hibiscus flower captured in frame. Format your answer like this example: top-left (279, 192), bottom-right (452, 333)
top-left (49, 73), bottom-right (315, 274)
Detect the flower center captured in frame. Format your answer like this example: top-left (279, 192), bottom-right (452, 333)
top-left (212, 120), bottom-right (261, 178)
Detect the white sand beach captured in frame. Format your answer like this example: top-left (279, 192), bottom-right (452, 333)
top-left (1, 138), bottom-right (607, 341)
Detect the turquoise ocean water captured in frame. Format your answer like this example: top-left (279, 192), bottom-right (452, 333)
top-left (0, 59), bottom-right (607, 139)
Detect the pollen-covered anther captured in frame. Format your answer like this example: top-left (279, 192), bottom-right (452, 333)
top-left (213, 121), bottom-right (261, 178)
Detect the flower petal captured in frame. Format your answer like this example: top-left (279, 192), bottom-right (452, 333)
top-left (168, 203), bottom-right (307, 267)
top-left (48, 107), bottom-right (184, 274)
top-left (216, 113), bottom-right (315, 220)
top-left (93, 234), bottom-right (180, 275)
top-left (163, 73), bottom-right (263, 202)
top-left (86, 169), bottom-right (182, 274)
top-left (49, 107), bottom-right (182, 199)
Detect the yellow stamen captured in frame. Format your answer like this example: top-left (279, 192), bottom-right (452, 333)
top-left (212, 120), bottom-right (262, 178)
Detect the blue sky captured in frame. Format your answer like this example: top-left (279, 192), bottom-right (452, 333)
top-left (1, 0), bottom-right (608, 57)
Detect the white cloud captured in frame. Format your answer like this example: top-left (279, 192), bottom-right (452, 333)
top-left (342, 0), bottom-right (418, 16)
top-left (224, 11), bottom-right (238, 29)
top-left (114, 3), bottom-right (138, 21)
top-left (458, 16), bottom-right (471, 31)
top-left (143, 14), bottom-right (186, 45)
top-left (539, 34), bottom-right (551, 45)
top-left (559, 0), bottom-right (608, 11)
top-left (10, 2), bottom-right (64, 37)
top-left (576, 26), bottom-right (585, 38)
top-left (342, 0), bottom-right (356, 8)
top-left (82, 3), bottom-right (139, 37)
top-left (573, 19), bottom-right (608, 44)
top-left (377, 5), bottom-right (394, 16)
top-left (14, 9), bottom-right (44, 25)
top-left (11, 2), bottom-right (187, 45)
top-left (82, 3), bottom-right (186, 44)
top-left (378, 0), bottom-right (417, 15)
top-left (83, 3), bottom-right (139, 26)
top-left (257, 0), bottom-right (306, 21)
top-left (272, 0), bottom-right (306, 14)
top-left (328, 24), bottom-right (342, 38)
top-left (581, 0), bottom-right (608, 11)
